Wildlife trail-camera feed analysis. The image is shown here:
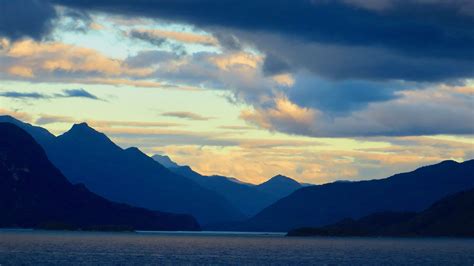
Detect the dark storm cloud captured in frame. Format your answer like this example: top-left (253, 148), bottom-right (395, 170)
top-left (46, 0), bottom-right (474, 82)
top-left (240, 31), bottom-right (474, 82)
top-left (60, 8), bottom-right (93, 33)
top-left (287, 76), bottom-right (404, 114)
top-left (52, 0), bottom-right (474, 60)
top-left (2, 0), bottom-right (473, 81)
top-left (262, 53), bottom-right (291, 76)
top-left (0, 0), bottom-right (58, 40)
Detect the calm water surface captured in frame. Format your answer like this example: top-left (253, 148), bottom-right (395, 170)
top-left (0, 230), bottom-right (473, 265)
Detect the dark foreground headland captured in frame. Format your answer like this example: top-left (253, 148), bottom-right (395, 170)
top-left (288, 188), bottom-right (474, 237)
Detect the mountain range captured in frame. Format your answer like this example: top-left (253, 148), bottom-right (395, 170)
top-left (243, 159), bottom-right (474, 232)
top-left (0, 116), bottom-right (243, 225)
top-left (0, 122), bottom-right (200, 231)
top-left (288, 187), bottom-right (474, 237)
top-left (0, 115), bottom-right (303, 225)
top-left (1, 115), bottom-right (473, 234)
top-left (155, 156), bottom-right (302, 217)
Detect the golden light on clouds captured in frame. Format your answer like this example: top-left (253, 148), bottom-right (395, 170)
top-left (7, 66), bottom-right (34, 78)
top-left (3, 40), bottom-right (154, 78)
top-left (240, 96), bottom-right (316, 131)
top-left (210, 52), bottom-right (262, 70)
top-left (131, 28), bottom-right (218, 46)
top-left (272, 73), bottom-right (295, 87)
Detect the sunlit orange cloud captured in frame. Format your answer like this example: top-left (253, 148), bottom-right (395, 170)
top-left (142, 130), bottom-right (474, 184)
top-left (240, 96), bottom-right (316, 131)
top-left (451, 85), bottom-right (474, 95)
top-left (272, 73), bottom-right (295, 87)
top-left (2, 40), bottom-right (154, 78)
top-left (7, 66), bottom-right (34, 78)
top-left (209, 52), bottom-right (262, 70)
top-left (436, 82), bottom-right (474, 95)
top-left (131, 29), bottom-right (218, 46)
top-left (3, 110), bottom-right (472, 185)
top-left (146, 145), bottom-right (399, 184)
top-left (0, 39), bottom-right (210, 90)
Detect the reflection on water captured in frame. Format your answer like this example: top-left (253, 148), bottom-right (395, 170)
top-left (0, 230), bottom-right (473, 265)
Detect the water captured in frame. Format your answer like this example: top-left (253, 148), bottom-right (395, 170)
top-left (0, 230), bottom-right (473, 265)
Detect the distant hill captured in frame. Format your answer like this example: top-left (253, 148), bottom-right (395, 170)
top-left (0, 122), bottom-right (200, 231)
top-left (164, 162), bottom-right (302, 217)
top-left (288, 188), bottom-right (474, 237)
top-left (0, 116), bottom-right (244, 225)
top-left (256, 175), bottom-right (302, 199)
top-left (243, 160), bottom-right (474, 232)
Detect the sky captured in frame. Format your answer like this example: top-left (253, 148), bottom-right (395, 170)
top-left (0, 0), bottom-right (473, 184)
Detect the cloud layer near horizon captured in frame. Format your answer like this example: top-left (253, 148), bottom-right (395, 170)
top-left (0, 0), bottom-right (473, 183)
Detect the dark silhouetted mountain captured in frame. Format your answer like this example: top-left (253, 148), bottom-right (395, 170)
top-left (170, 166), bottom-right (273, 217)
top-left (167, 163), bottom-right (302, 217)
top-left (0, 116), bottom-right (244, 225)
top-left (288, 188), bottom-right (474, 237)
top-left (256, 174), bottom-right (302, 199)
top-left (243, 160), bottom-right (474, 232)
top-left (0, 122), bottom-right (200, 231)
top-left (287, 212), bottom-right (417, 237)
top-left (0, 115), bottom-right (55, 146)
top-left (152, 154), bottom-right (181, 168)
top-left (397, 188), bottom-right (474, 236)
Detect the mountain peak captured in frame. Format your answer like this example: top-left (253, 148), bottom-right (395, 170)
top-left (66, 122), bottom-right (103, 137)
top-left (266, 174), bottom-right (300, 185)
top-left (256, 174), bottom-right (302, 199)
top-left (71, 122), bottom-right (93, 131)
top-left (125, 147), bottom-right (146, 157)
top-left (0, 115), bottom-right (17, 122)
top-left (271, 174), bottom-right (291, 180)
top-left (152, 154), bottom-right (180, 168)
top-left (58, 122), bottom-right (120, 152)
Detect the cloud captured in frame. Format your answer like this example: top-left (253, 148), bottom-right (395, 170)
top-left (219, 125), bottom-right (254, 130)
top-left (0, 88), bottom-right (101, 101)
top-left (146, 132), bottom-right (474, 184)
top-left (129, 29), bottom-right (217, 46)
top-left (247, 32), bottom-right (474, 82)
top-left (0, 91), bottom-right (47, 99)
top-left (0, 39), bottom-right (157, 86)
top-left (287, 75), bottom-right (404, 114)
top-left (35, 114), bottom-right (183, 127)
top-left (241, 86), bottom-right (474, 137)
top-left (1, 0), bottom-right (473, 139)
top-left (53, 0), bottom-right (474, 70)
top-left (54, 7), bottom-right (104, 33)
top-left (4, 110), bottom-right (472, 184)
top-left (59, 88), bottom-right (100, 100)
top-left (128, 30), bottom-right (167, 47)
top-left (0, 0), bottom-right (58, 41)
top-left (162, 111), bottom-right (213, 121)
top-left (240, 96), bottom-right (317, 136)
top-left (0, 108), bottom-right (34, 122)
